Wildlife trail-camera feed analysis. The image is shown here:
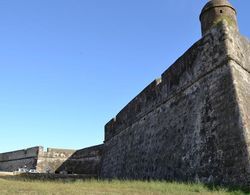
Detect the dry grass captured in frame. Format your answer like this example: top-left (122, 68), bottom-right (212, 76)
top-left (0, 176), bottom-right (248, 195)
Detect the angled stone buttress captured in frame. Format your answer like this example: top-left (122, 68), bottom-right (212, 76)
top-left (100, 0), bottom-right (250, 186)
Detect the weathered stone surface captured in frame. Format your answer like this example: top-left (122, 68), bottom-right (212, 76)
top-left (1, 0), bottom-right (249, 187)
top-left (36, 147), bottom-right (76, 173)
top-left (0, 147), bottom-right (39, 172)
top-left (200, 0), bottom-right (238, 36)
top-left (0, 144), bottom-right (103, 175)
top-left (101, 1), bottom-right (250, 186)
top-left (56, 144), bottom-right (103, 175)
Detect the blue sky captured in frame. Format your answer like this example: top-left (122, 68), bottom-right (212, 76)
top-left (0, 0), bottom-right (249, 152)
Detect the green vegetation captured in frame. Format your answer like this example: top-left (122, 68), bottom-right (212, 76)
top-left (0, 176), bottom-right (249, 195)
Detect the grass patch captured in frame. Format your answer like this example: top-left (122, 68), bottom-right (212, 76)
top-left (0, 176), bottom-right (249, 195)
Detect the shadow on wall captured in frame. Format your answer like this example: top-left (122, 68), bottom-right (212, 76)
top-left (55, 144), bottom-right (103, 175)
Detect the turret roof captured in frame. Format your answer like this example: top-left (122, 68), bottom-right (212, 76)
top-left (201, 0), bottom-right (236, 14)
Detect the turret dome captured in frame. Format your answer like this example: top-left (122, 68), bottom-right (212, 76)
top-left (201, 0), bottom-right (236, 15)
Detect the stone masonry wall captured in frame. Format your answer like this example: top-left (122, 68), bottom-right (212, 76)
top-left (227, 32), bottom-right (250, 184)
top-left (56, 144), bottom-right (103, 175)
top-left (0, 145), bottom-right (103, 174)
top-left (36, 147), bottom-right (76, 173)
top-left (36, 144), bottom-right (103, 174)
top-left (0, 147), bottom-right (40, 172)
top-left (101, 21), bottom-right (250, 186)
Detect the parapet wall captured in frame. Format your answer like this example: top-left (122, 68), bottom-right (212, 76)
top-left (101, 21), bottom-right (250, 186)
top-left (105, 78), bottom-right (162, 141)
top-left (0, 147), bottom-right (40, 172)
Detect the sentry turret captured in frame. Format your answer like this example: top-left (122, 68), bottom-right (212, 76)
top-left (200, 0), bottom-right (238, 36)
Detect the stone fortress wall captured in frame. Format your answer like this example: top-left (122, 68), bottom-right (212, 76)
top-left (101, 0), bottom-right (250, 186)
top-left (37, 144), bottom-right (103, 175)
top-left (0, 147), bottom-right (39, 172)
top-left (55, 144), bottom-right (103, 175)
top-left (0, 0), bottom-right (249, 187)
top-left (36, 147), bottom-right (76, 173)
top-left (0, 144), bottom-right (103, 175)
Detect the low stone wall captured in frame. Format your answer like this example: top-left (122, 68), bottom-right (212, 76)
top-left (18, 173), bottom-right (97, 180)
top-left (0, 171), bottom-right (14, 176)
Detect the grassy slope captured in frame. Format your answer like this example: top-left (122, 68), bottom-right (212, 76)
top-left (0, 178), bottom-right (248, 195)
